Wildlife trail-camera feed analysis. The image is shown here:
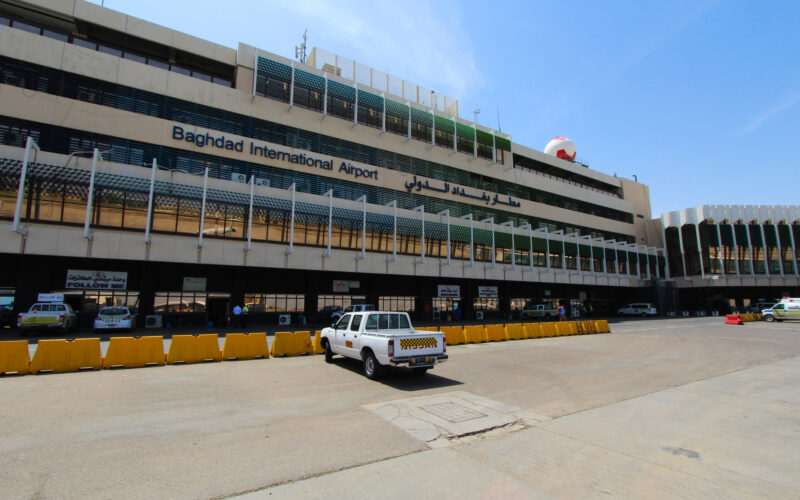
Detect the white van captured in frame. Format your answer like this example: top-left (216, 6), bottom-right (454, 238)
top-left (617, 303), bottom-right (657, 317)
top-left (761, 298), bottom-right (800, 322)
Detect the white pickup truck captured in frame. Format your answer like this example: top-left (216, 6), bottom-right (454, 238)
top-left (320, 311), bottom-right (448, 379)
top-left (17, 302), bottom-right (78, 334)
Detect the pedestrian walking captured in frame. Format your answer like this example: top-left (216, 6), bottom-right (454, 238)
top-left (232, 304), bottom-right (242, 328)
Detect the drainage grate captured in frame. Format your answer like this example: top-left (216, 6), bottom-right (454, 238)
top-left (421, 402), bottom-right (487, 423)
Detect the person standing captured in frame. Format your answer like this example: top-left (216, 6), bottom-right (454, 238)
top-left (241, 304), bottom-right (249, 328)
top-left (557, 304), bottom-right (566, 321)
top-left (232, 304), bottom-right (242, 328)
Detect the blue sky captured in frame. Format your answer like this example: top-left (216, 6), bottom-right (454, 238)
top-left (91, 0), bottom-right (800, 217)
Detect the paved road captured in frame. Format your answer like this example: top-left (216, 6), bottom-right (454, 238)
top-left (1, 318), bottom-right (798, 499)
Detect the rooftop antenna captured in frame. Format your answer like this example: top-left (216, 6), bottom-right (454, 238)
top-left (473, 109), bottom-right (480, 124)
top-left (496, 104), bottom-right (502, 132)
top-left (295, 29), bottom-right (308, 64)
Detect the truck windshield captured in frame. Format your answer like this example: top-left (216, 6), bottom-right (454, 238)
top-left (365, 313), bottom-right (410, 330)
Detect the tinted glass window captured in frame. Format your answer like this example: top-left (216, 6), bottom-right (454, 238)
top-left (123, 52), bottom-right (146, 63)
top-left (12, 20), bottom-right (40, 34)
top-left (98, 44), bottom-right (122, 57)
top-left (72, 38), bottom-right (97, 50)
top-left (365, 314), bottom-right (379, 330)
top-left (335, 314), bottom-right (351, 329)
top-left (350, 315), bottom-right (362, 331)
top-left (43, 29), bottom-right (68, 42)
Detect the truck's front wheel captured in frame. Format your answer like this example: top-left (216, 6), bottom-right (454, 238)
top-left (363, 351), bottom-right (382, 379)
top-left (765, 314), bottom-right (775, 322)
top-left (323, 339), bottom-right (334, 363)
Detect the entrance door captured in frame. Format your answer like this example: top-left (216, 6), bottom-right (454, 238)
top-left (206, 298), bottom-right (230, 328)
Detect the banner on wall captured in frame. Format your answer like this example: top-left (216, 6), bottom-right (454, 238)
top-left (437, 285), bottom-right (461, 298)
top-left (333, 280), bottom-right (350, 293)
top-left (65, 270), bottom-right (127, 290)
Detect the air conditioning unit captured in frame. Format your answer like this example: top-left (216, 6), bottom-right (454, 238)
top-left (475, 311), bottom-right (484, 320)
top-left (145, 315), bottom-right (162, 328)
top-left (254, 178), bottom-right (269, 186)
top-left (230, 173), bottom-right (247, 183)
top-left (278, 314), bottom-right (291, 326)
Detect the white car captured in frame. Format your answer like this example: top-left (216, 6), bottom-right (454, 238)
top-left (94, 306), bottom-right (135, 331)
top-left (617, 303), bottom-right (657, 317)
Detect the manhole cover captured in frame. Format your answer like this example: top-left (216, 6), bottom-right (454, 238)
top-left (421, 402), bottom-right (487, 423)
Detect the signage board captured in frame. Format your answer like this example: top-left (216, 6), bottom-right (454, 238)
top-left (437, 285), bottom-right (460, 298)
top-left (478, 286), bottom-right (498, 298)
top-left (183, 277), bottom-right (207, 292)
top-left (333, 280), bottom-right (349, 293)
top-left (37, 293), bottom-right (64, 302)
top-left (66, 270), bottom-right (127, 290)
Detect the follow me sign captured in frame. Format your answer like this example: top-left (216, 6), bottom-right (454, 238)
top-left (171, 125), bottom-right (379, 181)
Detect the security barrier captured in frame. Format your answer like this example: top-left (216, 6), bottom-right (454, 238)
top-left (554, 322), bottom-right (568, 336)
top-left (524, 323), bottom-right (542, 339)
top-left (540, 322), bottom-right (557, 337)
top-left (270, 331), bottom-right (314, 356)
top-left (725, 314), bottom-right (744, 325)
top-left (441, 326), bottom-right (466, 345)
top-left (166, 334), bottom-right (221, 364)
top-left (506, 323), bottom-right (526, 340)
top-left (578, 321), bottom-right (597, 334)
top-left (594, 320), bottom-right (611, 333)
top-left (29, 338), bottom-right (102, 374)
top-left (221, 333), bottom-right (269, 360)
top-left (312, 330), bottom-right (324, 354)
top-left (464, 325), bottom-right (488, 343)
top-left (486, 324), bottom-right (508, 342)
top-left (567, 321), bottom-right (579, 335)
top-left (0, 340), bottom-right (30, 375)
top-left (102, 336), bottom-right (165, 368)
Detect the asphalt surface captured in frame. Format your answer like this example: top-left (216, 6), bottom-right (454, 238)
top-left (1, 317), bottom-right (798, 499)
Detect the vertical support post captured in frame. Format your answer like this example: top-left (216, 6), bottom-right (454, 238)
top-left (12, 136), bottom-right (40, 234)
top-left (353, 81), bottom-right (358, 125)
top-left (758, 223), bottom-right (769, 276)
top-left (452, 118), bottom-right (457, 152)
top-left (715, 222), bottom-right (726, 276)
top-left (323, 73), bottom-right (328, 116)
top-left (788, 222), bottom-right (799, 276)
top-left (431, 109), bottom-right (435, 146)
top-left (407, 101), bottom-right (412, 140)
top-left (145, 158), bottom-right (157, 244)
top-left (381, 92), bottom-right (386, 132)
top-left (356, 195), bottom-right (366, 260)
top-left (745, 222), bottom-right (755, 276)
top-left (491, 134), bottom-right (496, 163)
top-left (545, 228), bottom-right (551, 271)
top-left (438, 210), bottom-right (451, 266)
top-left (285, 183), bottom-right (296, 255)
top-left (198, 167), bottom-right (209, 248)
top-left (414, 205), bottom-right (425, 264)
top-left (774, 223), bottom-right (784, 276)
top-left (252, 49), bottom-right (259, 96)
top-left (245, 175), bottom-right (254, 251)
top-left (598, 238), bottom-right (607, 275)
top-left (524, 222), bottom-right (534, 271)
top-left (501, 221), bottom-right (515, 269)
top-left (386, 200), bottom-right (397, 262)
top-left (473, 123), bottom-right (478, 158)
top-left (730, 223), bottom-right (741, 276)
top-left (289, 62), bottom-right (295, 108)
top-left (83, 148), bottom-right (100, 240)
top-left (676, 226), bottom-right (688, 278)
top-left (323, 189), bottom-right (333, 257)
top-left (481, 218), bottom-right (496, 269)
top-left (695, 223), bottom-right (706, 279)
top-left (461, 214), bottom-right (474, 268)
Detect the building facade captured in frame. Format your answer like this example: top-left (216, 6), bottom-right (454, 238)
top-left (1, 0), bottom-right (748, 329)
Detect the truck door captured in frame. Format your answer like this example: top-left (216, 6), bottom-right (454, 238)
top-left (333, 314), bottom-right (352, 353)
top-left (345, 314), bottom-right (364, 357)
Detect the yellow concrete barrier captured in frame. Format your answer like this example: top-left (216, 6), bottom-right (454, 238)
top-left (567, 321), bottom-right (579, 335)
top-left (464, 325), bottom-right (488, 343)
top-left (506, 323), bottom-right (526, 340)
top-left (579, 321), bottom-right (596, 334)
top-left (0, 340), bottom-right (30, 375)
top-left (486, 324), bottom-right (508, 342)
top-left (524, 323), bottom-right (542, 339)
top-left (270, 331), bottom-right (314, 357)
top-left (102, 336), bottom-right (165, 369)
top-left (441, 326), bottom-right (466, 345)
top-left (539, 322), bottom-right (556, 337)
top-left (166, 334), bottom-right (221, 364)
top-left (312, 330), bottom-right (324, 354)
top-left (29, 338), bottom-right (102, 374)
top-left (594, 320), bottom-right (611, 333)
top-left (554, 322), bottom-right (568, 336)
top-left (222, 333), bottom-right (269, 360)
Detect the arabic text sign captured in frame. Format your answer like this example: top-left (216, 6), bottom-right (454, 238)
top-left (66, 270), bottom-right (128, 290)
top-left (404, 175), bottom-right (520, 208)
top-left (478, 286), bottom-right (498, 298)
top-left (438, 285), bottom-right (461, 298)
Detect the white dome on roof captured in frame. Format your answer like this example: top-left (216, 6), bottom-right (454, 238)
top-left (544, 137), bottom-right (576, 161)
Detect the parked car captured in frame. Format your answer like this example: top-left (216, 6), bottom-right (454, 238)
top-left (330, 304), bottom-right (374, 323)
top-left (94, 306), bottom-right (136, 332)
top-left (520, 304), bottom-right (558, 320)
top-left (617, 303), bottom-right (657, 317)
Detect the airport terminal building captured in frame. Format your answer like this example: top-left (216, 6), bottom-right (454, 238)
top-left (0, 0), bottom-right (796, 328)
